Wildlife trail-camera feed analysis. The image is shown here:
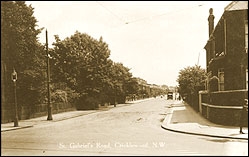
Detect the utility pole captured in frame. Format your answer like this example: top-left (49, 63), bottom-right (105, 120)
top-left (197, 51), bottom-right (200, 65)
top-left (46, 29), bottom-right (53, 120)
top-left (114, 85), bottom-right (117, 107)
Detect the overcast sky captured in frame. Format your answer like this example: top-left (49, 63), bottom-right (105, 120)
top-left (26, 1), bottom-right (232, 86)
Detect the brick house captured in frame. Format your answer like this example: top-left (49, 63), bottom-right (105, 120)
top-left (204, 1), bottom-right (248, 92)
top-left (200, 1), bottom-right (248, 126)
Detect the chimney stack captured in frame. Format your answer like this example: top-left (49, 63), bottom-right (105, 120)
top-left (208, 8), bottom-right (215, 37)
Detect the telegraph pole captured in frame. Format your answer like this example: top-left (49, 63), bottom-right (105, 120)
top-left (46, 29), bottom-right (53, 120)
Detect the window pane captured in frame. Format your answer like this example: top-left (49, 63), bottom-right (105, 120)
top-left (246, 20), bottom-right (248, 49)
top-left (245, 21), bottom-right (248, 34)
top-left (220, 83), bottom-right (225, 91)
top-left (219, 72), bottom-right (224, 82)
top-left (246, 34), bottom-right (248, 49)
top-left (246, 69), bottom-right (248, 89)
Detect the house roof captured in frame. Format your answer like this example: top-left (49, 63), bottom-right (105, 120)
top-left (224, 1), bottom-right (248, 11)
top-left (204, 1), bottom-right (248, 50)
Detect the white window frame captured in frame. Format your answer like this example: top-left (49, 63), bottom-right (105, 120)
top-left (206, 72), bottom-right (212, 91)
top-left (246, 68), bottom-right (248, 90)
top-left (245, 20), bottom-right (248, 53)
top-left (218, 68), bottom-right (224, 91)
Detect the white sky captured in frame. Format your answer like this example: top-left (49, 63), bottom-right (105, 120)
top-left (26, 1), bottom-right (232, 86)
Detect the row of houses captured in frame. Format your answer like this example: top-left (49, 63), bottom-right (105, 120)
top-left (198, 1), bottom-right (248, 126)
top-left (131, 77), bottom-right (168, 100)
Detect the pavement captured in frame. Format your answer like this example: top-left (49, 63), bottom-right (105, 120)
top-left (161, 101), bottom-right (248, 140)
top-left (1, 98), bottom-right (153, 132)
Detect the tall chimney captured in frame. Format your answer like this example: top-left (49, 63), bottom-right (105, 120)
top-left (208, 8), bottom-right (215, 37)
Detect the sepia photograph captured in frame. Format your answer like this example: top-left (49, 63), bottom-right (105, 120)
top-left (1, 1), bottom-right (248, 156)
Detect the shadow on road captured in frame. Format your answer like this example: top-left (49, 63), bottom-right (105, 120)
top-left (199, 137), bottom-right (248, 143)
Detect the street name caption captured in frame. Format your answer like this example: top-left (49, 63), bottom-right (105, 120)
top-left (59, 142), bottom-right (167, 149)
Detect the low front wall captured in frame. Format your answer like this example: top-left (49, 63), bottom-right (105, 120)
top-left (1, 102), bottom-right (76, 123)
top-left (1, 104), bottom-right (15, 124)
top-left (201, 103), bottom-right (247, 126)
top-left (199, 90), bottom-right (248, 126)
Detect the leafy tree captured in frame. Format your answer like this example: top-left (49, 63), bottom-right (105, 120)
top-left (110, 62), bottom-right (134, 103)
top-left (51, 31), bottom-right (140, 107)
top-left (1, 1), bottom-right (44, 109)
top-left (51, 32), bottom-right (113, 107)
top-left (177, 65), bottom-right (206, 97)
top-left (126, 77), bottom-right (140, 96)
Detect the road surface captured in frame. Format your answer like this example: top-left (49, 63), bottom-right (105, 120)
top-left (1, 98), bottom-right (248, 155)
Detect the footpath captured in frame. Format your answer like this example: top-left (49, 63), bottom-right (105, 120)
top-left (161, 101), bottom-right (248, 140)
top-left (1, 98), bottom-right (153, 132)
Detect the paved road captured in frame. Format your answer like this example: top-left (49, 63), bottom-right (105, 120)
top-left (1, 98), bottom-right (248, 155)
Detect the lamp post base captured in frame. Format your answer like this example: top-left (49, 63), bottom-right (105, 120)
top-left (47, 107), bottom-right (53, 120)
top-left (14, 118), bottom-right (19, 127)
top-left (47, 115), bottom-right (53, 120)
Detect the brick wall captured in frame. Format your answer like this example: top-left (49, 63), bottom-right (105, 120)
top-left (200, 90), bottom-right (248, 126)
top-left (1, 102), bottom-right (76, 123)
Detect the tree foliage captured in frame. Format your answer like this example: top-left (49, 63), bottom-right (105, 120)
top-left (51, 31), bottom-right (139, 108)
top-left (51, 32), bottom-right (110, 94)
top-left (177, 65), bottom-right (206, 97)
top-left (110, 62), bottom-right (139, 103)
top-left (1, 1), bottom-right (45, 106)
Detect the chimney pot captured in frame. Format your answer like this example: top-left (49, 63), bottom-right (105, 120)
top-left (209, 8), bottom-right (213, 15)
top-left (208, 8), bottom-right (215, 37)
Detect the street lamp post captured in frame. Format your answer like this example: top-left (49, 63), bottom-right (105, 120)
top-left (46, 29), bottom-right (53, 120)
top-left (11, 68), bottom-right (18, 127)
